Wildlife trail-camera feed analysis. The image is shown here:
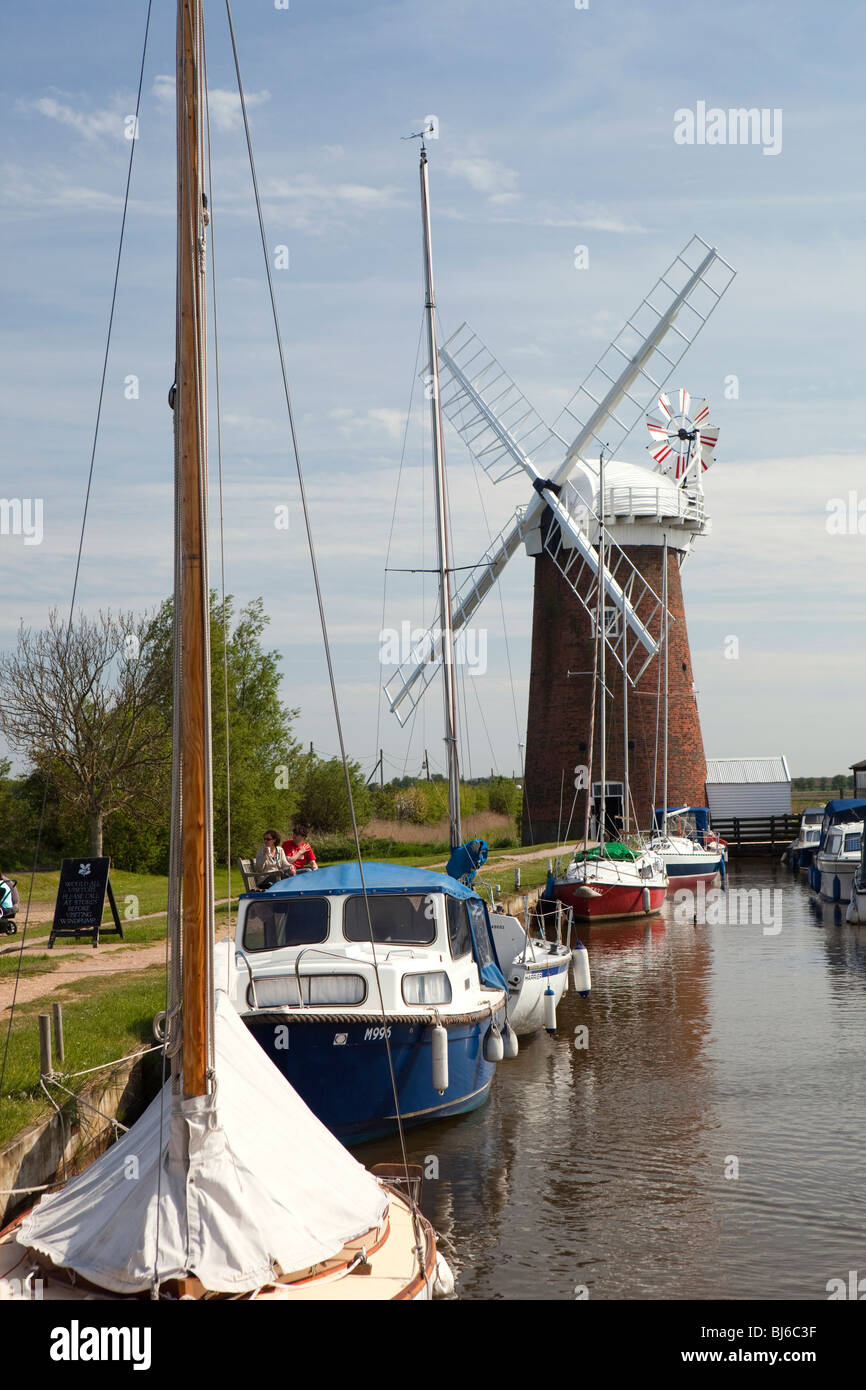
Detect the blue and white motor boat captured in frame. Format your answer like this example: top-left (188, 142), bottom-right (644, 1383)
top-left (222, 862), bottom-right (510, 1143)
top-left (782, 806), bottom-right (823, 871)
top-left (811, 806), bottom-right (864, 903)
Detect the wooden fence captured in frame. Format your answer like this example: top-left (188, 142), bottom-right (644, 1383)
top-left (711, 815), bottom-right (800, 854)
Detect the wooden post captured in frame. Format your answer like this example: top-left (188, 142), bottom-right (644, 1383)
top-left (514, 866), bottom-right (521, 890)
top-left (38, 1014), bottom-right (53, 1079)
top-left (52, 1003), bottom-right (64, 1066)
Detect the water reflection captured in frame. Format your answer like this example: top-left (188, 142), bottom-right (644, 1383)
top-left (358, 861), bottom-right (866, 1299)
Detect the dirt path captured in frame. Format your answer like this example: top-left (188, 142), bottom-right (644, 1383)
top-left (0, 927), bottom-right (232, 1016)
top-left (429, 843), bottom-right (582, 871)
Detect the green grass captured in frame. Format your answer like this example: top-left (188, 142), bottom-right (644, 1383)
top-left (7, 867), bottom-right (235, 917)
top-left (0, 951), bottom-right (61, 980)
top-left (0, 965), bottom-right (167, 1148)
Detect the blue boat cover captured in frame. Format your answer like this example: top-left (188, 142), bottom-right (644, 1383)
top-left (821, 799), bottom-right (866, 817)
top-left (257, 860), bottom-right (480, 901)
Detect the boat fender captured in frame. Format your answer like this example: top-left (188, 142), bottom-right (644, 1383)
top-left (642, 886), bottom-right (651, 914)
top-left (571, 943), bottom-right (591, 997)
top-left (432, 1251), bottom-right (456, 1298)
top-left (543, 985), bottom-right (557, 1034)
top-left (502, 1018), bottom-right (519, 1059)
top-left (483, 1020), bottom-right (504, 1063)
top-left (431, 1022), bottom-right (449, 1094)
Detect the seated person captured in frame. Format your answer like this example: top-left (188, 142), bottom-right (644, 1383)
top-left (253, 832), bottom-right (294, 889)
top-left (281, 825), bottom-right (317, 872)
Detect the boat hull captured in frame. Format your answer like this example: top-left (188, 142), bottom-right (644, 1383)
top-left (506, 956), bottom-right (570, 1035)
top-left (811, 861), bottom-right (857, 903)
top-left (552, 881), bottom-right (667, 922)
top-left (242, 1013), bottom-right (499, 1144)
top-left (661, 858), bottom-right (722, 889)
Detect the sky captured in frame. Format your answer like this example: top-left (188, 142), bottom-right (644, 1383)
top-left (1, 0), bottom-right (864, 786)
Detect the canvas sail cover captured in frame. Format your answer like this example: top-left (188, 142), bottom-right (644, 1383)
top-left (19, 992), bottom-right (388, 1294)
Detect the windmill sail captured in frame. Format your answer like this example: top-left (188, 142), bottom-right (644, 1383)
top-left (385, 234), bottom-right (735, 727)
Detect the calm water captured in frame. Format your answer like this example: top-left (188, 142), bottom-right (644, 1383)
top-left (361, 860), bottom-right (866, 1300)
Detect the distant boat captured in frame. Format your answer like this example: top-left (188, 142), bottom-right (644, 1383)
top-left (651, 805), bottom-right (725, 888)
top-left (810, 800), bottom-right (866, 903)
top-left (781, 806), bottom-right (823, 871)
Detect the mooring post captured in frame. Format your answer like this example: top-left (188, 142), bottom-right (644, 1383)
top-left (514, 866), bottom-right (521, 890)
top-left (38, 1014), bottom-right (53, 1079)
top-left (52, 1002), bottom-right (65, 1066)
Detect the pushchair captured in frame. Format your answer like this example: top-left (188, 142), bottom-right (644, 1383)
top-left (0, 877), bottom-right (19, 934)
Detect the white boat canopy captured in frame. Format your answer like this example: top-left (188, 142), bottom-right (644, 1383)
top-left (19, 992), bottom-right (388, 1295)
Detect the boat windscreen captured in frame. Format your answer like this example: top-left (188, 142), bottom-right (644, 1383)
top-left (242, 897), bottom-right (328, 952)
top-left (343, 893), bottom-right (437, 945)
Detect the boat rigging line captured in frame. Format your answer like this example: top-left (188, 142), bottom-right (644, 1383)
top-left (224, 0), bottom-right (425, 1276)
top-left (0, 0), bottom-right (155, 1104)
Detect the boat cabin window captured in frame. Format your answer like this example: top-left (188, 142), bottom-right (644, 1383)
top-left (343, 893), bottom-right (437, 945)
top-left (466, 898), bottom-right (497, 973)
top-left (805, 829), bottom-right (820, 843)
top-left (242, 897), bottom-right (328, 953)
top-left (446, 896), bottom-right (473, 960)
top-left (827, 834), bottom-right (842, 855)
top-left (402, 971), bottom-right (452, 1005)
top-left (845, 833), bottom-right (861, 854)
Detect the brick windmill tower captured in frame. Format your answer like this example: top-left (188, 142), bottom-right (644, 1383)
top-left (383, 236), bottom-right (735, 844)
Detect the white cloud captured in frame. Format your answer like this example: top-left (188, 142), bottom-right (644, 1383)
top-left (23, 95), bottom-right (127, 142)
top-left (446, 155), bottom-right (519, 199)
top-left (152, 75), bottom-right (270, 133)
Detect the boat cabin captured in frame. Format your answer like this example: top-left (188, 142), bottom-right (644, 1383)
top-left (230, 862), bottom-right (506, 1016)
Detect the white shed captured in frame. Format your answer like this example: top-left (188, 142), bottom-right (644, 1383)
top-left (705, 756), bottom-right (791, 818)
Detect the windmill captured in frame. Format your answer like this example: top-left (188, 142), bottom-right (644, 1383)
top-left (383, 234), bottom-right (735, 842)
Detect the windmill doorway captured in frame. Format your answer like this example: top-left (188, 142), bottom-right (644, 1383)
top-left (591, 782), bottom-right (624, 840)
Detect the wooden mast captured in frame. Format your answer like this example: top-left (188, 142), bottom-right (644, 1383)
top-left (175, 0), bottom-right (212, 1098)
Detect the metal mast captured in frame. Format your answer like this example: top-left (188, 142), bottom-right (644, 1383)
top-left (419, 143), bottom-right (461, 850)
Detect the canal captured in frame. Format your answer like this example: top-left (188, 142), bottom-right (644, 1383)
top-left (361, 858), bottom-right (866, 1299)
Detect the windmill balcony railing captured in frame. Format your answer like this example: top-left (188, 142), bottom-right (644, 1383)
top-left (597, 486), bottom-right (706, 527)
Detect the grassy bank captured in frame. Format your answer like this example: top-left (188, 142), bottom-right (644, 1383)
top-left (0, 965), bottom-right (166, 1148)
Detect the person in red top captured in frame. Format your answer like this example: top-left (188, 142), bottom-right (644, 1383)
top-left (282, 825), bottom-right (317, 872)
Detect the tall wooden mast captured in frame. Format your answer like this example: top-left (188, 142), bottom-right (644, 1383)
top-left (174, 0), bottom-right (213, 1098)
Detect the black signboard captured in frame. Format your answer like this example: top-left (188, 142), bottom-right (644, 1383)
top-left (49, 857), bottom-right (124, 949)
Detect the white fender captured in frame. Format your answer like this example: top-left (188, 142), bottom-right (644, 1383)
top-left (502, 1018), bottom-right (519, 1058)
top-left (431, 1022), bottom-right (449, 1094)
top-left (571, 943), bottom-right (591, 996)
top-left (543, 985), bottom-right (557, 1033)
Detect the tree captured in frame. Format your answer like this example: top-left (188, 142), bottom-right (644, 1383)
top-left (148, 594), bottom-right (304, 860)
top-left (0, 609), bottom-right (170, 856)
top-left (296, 757), bottom-right (371, 835)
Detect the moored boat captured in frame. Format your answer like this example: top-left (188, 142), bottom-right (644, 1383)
top-left (809, 799), bottom-right (866, 902)
top-left (223, 862), bottom-right (510, 1143)
top-left (552, 843), bottom-right (668, 922)
top-left (651, 806), bottom-right (725, 888)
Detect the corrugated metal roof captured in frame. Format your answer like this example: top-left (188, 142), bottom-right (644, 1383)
top-left (706, 756), bottom-right (790, 784)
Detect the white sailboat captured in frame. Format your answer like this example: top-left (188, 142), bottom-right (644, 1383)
top-left (0, 0), bottom-right (440, 1301)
